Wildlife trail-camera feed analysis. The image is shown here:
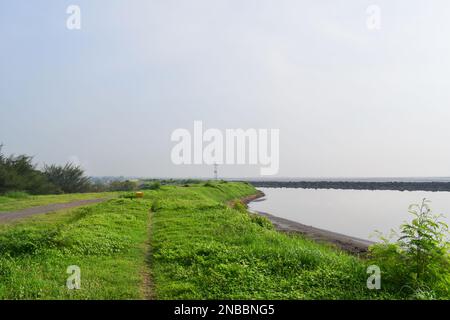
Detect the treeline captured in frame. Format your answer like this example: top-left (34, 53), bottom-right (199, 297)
top-left (0, 146), bottom-right (143, 195)
top-left (0, 146), bottom-right (91, 195)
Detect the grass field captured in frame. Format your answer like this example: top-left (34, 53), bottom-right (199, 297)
top-left (0, 192), bottom-right (117, 212)
top-left (0, 182), bottom-right (446, 299)
top-left (0, 197), bottom-right (151, 299)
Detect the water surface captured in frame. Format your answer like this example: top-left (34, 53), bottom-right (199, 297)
top-left (248, 188), bottom-right (450, 240)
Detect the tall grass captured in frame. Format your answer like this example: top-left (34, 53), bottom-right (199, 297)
top-left (3, 191), bottom-right (29, 199)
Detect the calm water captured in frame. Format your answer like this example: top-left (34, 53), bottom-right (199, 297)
top-left (248, 188), bottom-right (450, 240)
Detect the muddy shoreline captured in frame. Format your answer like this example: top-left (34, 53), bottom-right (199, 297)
top-left (245, 192), bottom-right (374, 254)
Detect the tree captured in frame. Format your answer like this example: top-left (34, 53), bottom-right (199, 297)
top-left (43, 163), bottom-right (91, 193)
top-left (0, 145), bottom-right (59, 194)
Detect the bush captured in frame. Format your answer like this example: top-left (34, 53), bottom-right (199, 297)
top-left (142, 181), bottom-right (161, 190)
top-left (232, 200), bottom-right (247, 212)
top-left (119, 192), bottom-right (137, 199)
top-left (369, 199), bottom-right (450, 298)
top-left (108, 180), bottom-right (138, 192)
top-left (43, 163), bottom-right (91, 194)
top-left (3, 191), bottom-right (29, 199)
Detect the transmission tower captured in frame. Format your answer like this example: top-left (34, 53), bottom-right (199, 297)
top-left (213, 163), bottom-right (218, 180)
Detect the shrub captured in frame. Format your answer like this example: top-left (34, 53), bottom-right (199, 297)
top-left (232, 200), bottom-right (247, 212)
top-left (369, 199), bottom-right (450, 298)
top-left (142, 181), bottom-right (161, 190)
top-left (108, 180), bottom-right (138, 191)
top-left (120, 192), bottom-right (137, 199)
top-left (44, 163), bottom-right (91, 193)
top-left (3, 191), bottom-right (29, 199)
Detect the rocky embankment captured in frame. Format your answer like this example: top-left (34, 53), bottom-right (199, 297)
top-left (248, 180), bottom-right (450, 192)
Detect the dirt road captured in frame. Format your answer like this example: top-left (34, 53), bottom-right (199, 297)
top-left (0, 198), bottom-right (107, 223)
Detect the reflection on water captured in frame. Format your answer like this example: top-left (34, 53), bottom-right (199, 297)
top-left (248, 188), bottom-right (450, 240)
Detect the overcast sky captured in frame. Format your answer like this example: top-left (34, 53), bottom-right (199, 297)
top-left (1, 1), bottom-right (450, 178)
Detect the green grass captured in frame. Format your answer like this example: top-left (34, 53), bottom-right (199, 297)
top-left (146, 182), bottom-right (398, 299)
top-left (0, 192), bottom-right (117, 212)
top-left (0, 197), bottom-right (151, 299)
top-left (1, 182), bottom-right (436, 299)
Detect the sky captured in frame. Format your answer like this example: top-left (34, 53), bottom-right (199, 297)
top-left (1, 1), bottom-right (450, 178)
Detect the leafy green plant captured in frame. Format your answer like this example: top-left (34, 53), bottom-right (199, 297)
top-left (369, 199), bottom-right (450, 298)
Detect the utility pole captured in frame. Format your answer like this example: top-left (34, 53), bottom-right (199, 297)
top-left (213, 163), bottom-right (218, 180)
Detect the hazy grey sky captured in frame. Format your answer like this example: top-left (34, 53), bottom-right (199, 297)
top-left (1, 1), bottom-right (450, 178)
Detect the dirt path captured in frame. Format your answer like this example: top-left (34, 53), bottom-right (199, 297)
top-left (0, 198), bottom-right (107, 223)
top-left (141, 210), bottom-right (155, 300)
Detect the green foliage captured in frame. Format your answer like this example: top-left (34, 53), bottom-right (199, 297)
top-left (231, 200), bottom-right (247, 212)
top-left (369, 199), bottom-right (450, 298)
top-left (89, 181), bottom-right (109, 192)
top-left (249, 213), bottom-right (274, 230)
top-left (0, 198), bottom-right (151, 299)
top-left (142, 181), bottom-right (161, 190)
top-left (3, 182), bottom-right (445, 300)
top-left (151, 199), bottom-right (161, 212)
top-left (3, 191), bottom-right (29, 199)
top-left (203, 181), bottom-right (217, 188)
top-left (119, 192), bottom-right (137, 199)
top-left (108, 180), bottom-right (138, 192)
top-left (43, 163), bottom-right (91, 193)
top-left (0, 145), bottom-right (60, 195)
top-left (0, 192), bottom-right (114, 212)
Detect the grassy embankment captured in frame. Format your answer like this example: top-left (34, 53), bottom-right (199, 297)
top-left (0, 195), bottom-right (151, 299)
top-left (0, 182), bottom-right (410, 299)
top-left (148, 182), bottom-right (397, 299)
